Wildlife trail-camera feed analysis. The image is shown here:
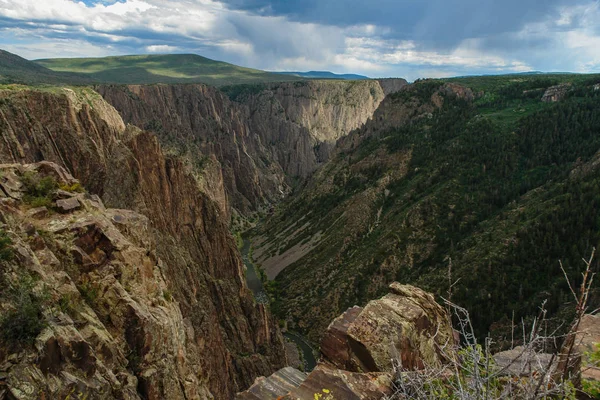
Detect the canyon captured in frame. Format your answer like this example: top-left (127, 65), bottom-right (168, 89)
top-left (1, 53), bottom-right (600, 399)
top-left (0, 78), bottom-right (407, 399)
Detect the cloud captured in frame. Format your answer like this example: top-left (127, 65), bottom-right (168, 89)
top-left (0, 0), bottom-right (598, 80)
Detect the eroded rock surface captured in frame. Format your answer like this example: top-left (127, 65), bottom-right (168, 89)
top-left (0, 162), bottom-right (213, 399)
top-left (237, 283), bottom-right (453, 400)
top-left (321, 283), bottom-right (454, 372)
top-left (541, 83), bottom-right (571, 102)
top-left (96, 80), bottom-right (405, 217)
top-left (0, 88), bottom-right (287, 399)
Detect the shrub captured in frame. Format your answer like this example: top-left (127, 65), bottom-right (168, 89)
top-left (59, 182), bottom-right (84, 193)
top-left (21, 171), bottom-right (57, 206)
top-left (583, 343), bottom-right (600, 399)
top-left (0, 229), bottom-right (13, 262)
top-left (78, 278), bottom-right (98, 304)
top-left (0, 274), bottom-right (48, 346)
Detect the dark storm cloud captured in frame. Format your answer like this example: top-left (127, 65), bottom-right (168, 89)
top-left (219, 0), bottom-right (580, 46)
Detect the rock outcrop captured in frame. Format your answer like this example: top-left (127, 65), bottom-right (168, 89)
top-left (320, 283), bottom-right (454, 373)
top-left (555, 313), bottom-right (600, 386)
top-left (0, 162), bottom-right (214, 399)
top-left (541, 83), bottom-right (571, 102)
top-left (95, 84), bottom-right (286, 217)
top-left (236, 283), bottom-right (453, 400)
top-left (377, 78), bottom-right (409, 96)
top-left (0, 87), bottom-right (286, 399)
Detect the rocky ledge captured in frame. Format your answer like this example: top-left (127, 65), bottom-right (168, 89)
top-left (0, 162), bottom-right (214, 399)
top-left (236, 283), bottom-right (455, 399)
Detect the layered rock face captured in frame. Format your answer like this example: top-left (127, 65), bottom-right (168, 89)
top-left (320, 283), bottom-right (454, 373)
top-left (237, 284), bottom-right (453, 399)
top-left (96, 80), bottom-right (406, 216)
top-left (252, 83), bottom-right (474, 341)
top-left (0, 88), bottom-right (286, 399)
top-left (96, 84), bottom-right (286, 216)
top-left (541, 83), bottom-right (571, 102)
top-left (0, 162), bottom-right (213, 399)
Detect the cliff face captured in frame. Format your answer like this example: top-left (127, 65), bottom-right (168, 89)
top-left (0, 87), bottom-right (286, 399)
top-left (236, 283), bottom-right (453, 399)
top-left (96, 84), bottom-right (287, 217)
top-left (96, 80), bottom-right (407, 217)
top-left (243, 80), bottom-right (406, 177)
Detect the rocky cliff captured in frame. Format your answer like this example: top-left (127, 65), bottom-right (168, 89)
top-left (96, 79), bottom-right (407, 218)
top-left (236, 283), bottom-right (454, 399)
top-left (0, 86), bottom-right (286, 399)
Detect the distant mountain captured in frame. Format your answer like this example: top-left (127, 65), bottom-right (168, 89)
top-left (0, 49), bottom-right (93, 85)
top-left (35, 54), bottom-right (303, 86)
top-left (273, 71), bottom-right (370, 80)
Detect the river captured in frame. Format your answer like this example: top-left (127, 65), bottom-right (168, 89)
top-left (241, 238), bottom-right (317, 371)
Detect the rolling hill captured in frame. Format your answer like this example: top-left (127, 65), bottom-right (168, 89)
top-left (0, 49), bottom-right (93, 85)
top-left (35, 53), bottom-right (303, 86)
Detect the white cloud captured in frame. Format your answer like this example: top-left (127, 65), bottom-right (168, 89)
top-left (2, 0), bottom-right (595, 79)
top-left (146, 44), bottom-right (179, 52)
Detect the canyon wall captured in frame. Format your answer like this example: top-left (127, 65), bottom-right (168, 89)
top-left (96, 79), bottom-right (407, 217)
top-left (0, 87), bottom-right (285, 399)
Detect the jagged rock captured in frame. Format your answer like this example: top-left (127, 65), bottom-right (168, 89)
top-left (541, 84), bottom-right (571, 102)
top-left (55, 189), bottom-right (77, 199)
top-left (0, 167), bottom-right (23, 199)
top-left (577, 314), bottom-right (600, 381)
top-left (321, 283), bottom-right (454, 372)
top-left (55, 197), bottom-right (81, 213)
top-left (25, 207), bottom-right (48, 219)
top-left (237, 283), bottom-right (448, 399)
top-left (236, 367), bottom-right (308, 399)
top-left (377, 78), bottom-right (409, 95)
top-left (96, 80), bottom-right (395, 215)
top-left (284, 366), bottom-right (393, 400)
top-left (0, 82), bottom-right (288, 398)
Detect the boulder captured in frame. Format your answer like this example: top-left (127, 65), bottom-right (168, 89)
top-left (493, 346), bottom-right (556, 377)
top-left (578, 314), bottom-right (600, 382)
top-left (321, 283), bottom-right (454, 372)
top-left (25, 207), bottom-right (48, 219)
top-left (55, 197), bottom-right (81, 213)
top-left (554, 314), bottom-right (600, 387)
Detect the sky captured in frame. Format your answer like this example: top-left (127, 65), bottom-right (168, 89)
top-left (0, 0), bottom-right (599, 80)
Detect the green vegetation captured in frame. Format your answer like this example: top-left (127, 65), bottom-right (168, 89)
top-left (0, 273), bottom-right (48, 346)
top-left (583, 343), bottom-right (600, 398)
top-left (35, 54), bottom-right (303, 86)
top-left (0, 49), bottom-right (92, 85)
top-left (0, 229), bottom-right (13, 262)
top-left (59, 182), bottom-right (84, 193)
top-left (78, 278), bottom-right (98, 304)
top-left (256, 74), bottom-right (600, 343)
top-left (21, 171), bottom-right (58, 208)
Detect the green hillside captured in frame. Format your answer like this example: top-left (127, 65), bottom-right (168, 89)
top-left (35, 53), bottom-right (302, 86)
top-left (253, 74), bottom-right (600, 346)
top-left (0, 49), bottom-right (93, 85)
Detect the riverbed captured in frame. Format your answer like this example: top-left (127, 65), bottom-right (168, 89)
top-left (241, 238), bottom-right (317, 371)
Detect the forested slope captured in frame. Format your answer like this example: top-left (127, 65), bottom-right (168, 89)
top-left (253, 76), bottom-right (600, 344)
